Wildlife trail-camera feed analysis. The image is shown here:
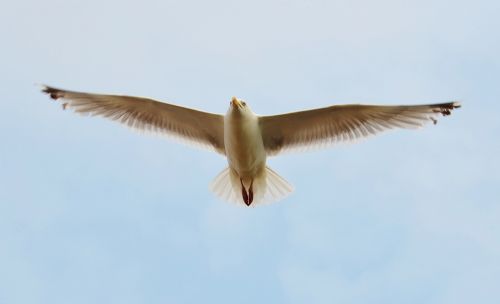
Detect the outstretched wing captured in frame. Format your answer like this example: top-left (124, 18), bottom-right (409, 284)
top-left (259, 102), bottom-right (461, 155)
top-left (42, 85), bottom-right (225, 154)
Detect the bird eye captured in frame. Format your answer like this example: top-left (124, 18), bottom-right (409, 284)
top-left (242, 102), bottom-right (246, 106)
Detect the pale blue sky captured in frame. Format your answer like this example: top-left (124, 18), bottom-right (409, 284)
top-left (1, 0), bottom-right (499, 303)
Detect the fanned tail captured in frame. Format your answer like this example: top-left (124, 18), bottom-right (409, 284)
top-left (209, 166), bottom-right (293, 206)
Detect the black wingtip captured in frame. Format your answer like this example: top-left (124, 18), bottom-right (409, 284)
top-left (435, 101), bottom-right (461, 117)
top-left (40, 85), bottom-right (63, 100)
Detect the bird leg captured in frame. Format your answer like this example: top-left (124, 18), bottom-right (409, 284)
top-left (240, 178), bottom-right (250, 206)
top-left (248, 179), bottom-right (254, 205)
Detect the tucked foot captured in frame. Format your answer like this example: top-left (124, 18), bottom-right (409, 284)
top-left (248, 180), bottom-right (254, 205)
top-left (240, 179), bottom-right (250, 206)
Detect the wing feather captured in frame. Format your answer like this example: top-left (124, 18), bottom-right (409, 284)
top-left (259, 102), bottom-right (461, 155)
top-left (42, 85), bottom-right (225, 154)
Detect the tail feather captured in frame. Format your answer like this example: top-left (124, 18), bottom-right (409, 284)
top-left (263, 167), bottom-right (294, 201)
top-left (210, 167), bottom-right (238, 203)
top-left (209, 166), bottom-right (293, 206)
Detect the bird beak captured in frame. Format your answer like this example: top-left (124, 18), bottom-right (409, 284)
top-left (231, 97), bottom-right (242, 108)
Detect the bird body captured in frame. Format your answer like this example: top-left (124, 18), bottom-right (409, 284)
top-left (224, 97), bottom-right (266, 180)
top-left (219, 97), bottom-right (292, 205)
top-left (41, 85), bottom-right (460, 206)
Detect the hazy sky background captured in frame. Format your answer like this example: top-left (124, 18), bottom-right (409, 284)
top-left (1, 0), bottom-right (499, 303)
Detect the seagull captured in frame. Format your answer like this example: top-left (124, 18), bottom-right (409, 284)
top-left (41, 85), bottom-right (460, 206)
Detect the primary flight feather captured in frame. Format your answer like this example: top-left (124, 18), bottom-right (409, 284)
top-left (41, 85), bottom-right (460, 206)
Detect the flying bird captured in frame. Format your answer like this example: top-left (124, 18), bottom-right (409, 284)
top-left (41, 85), bottom-right (460, 206)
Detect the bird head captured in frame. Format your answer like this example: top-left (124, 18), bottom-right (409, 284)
top-left (229, 97), bottom-right (250, 113)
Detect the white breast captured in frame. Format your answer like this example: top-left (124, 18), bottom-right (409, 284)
top-left (224, 110), bottom-right (266, 178)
